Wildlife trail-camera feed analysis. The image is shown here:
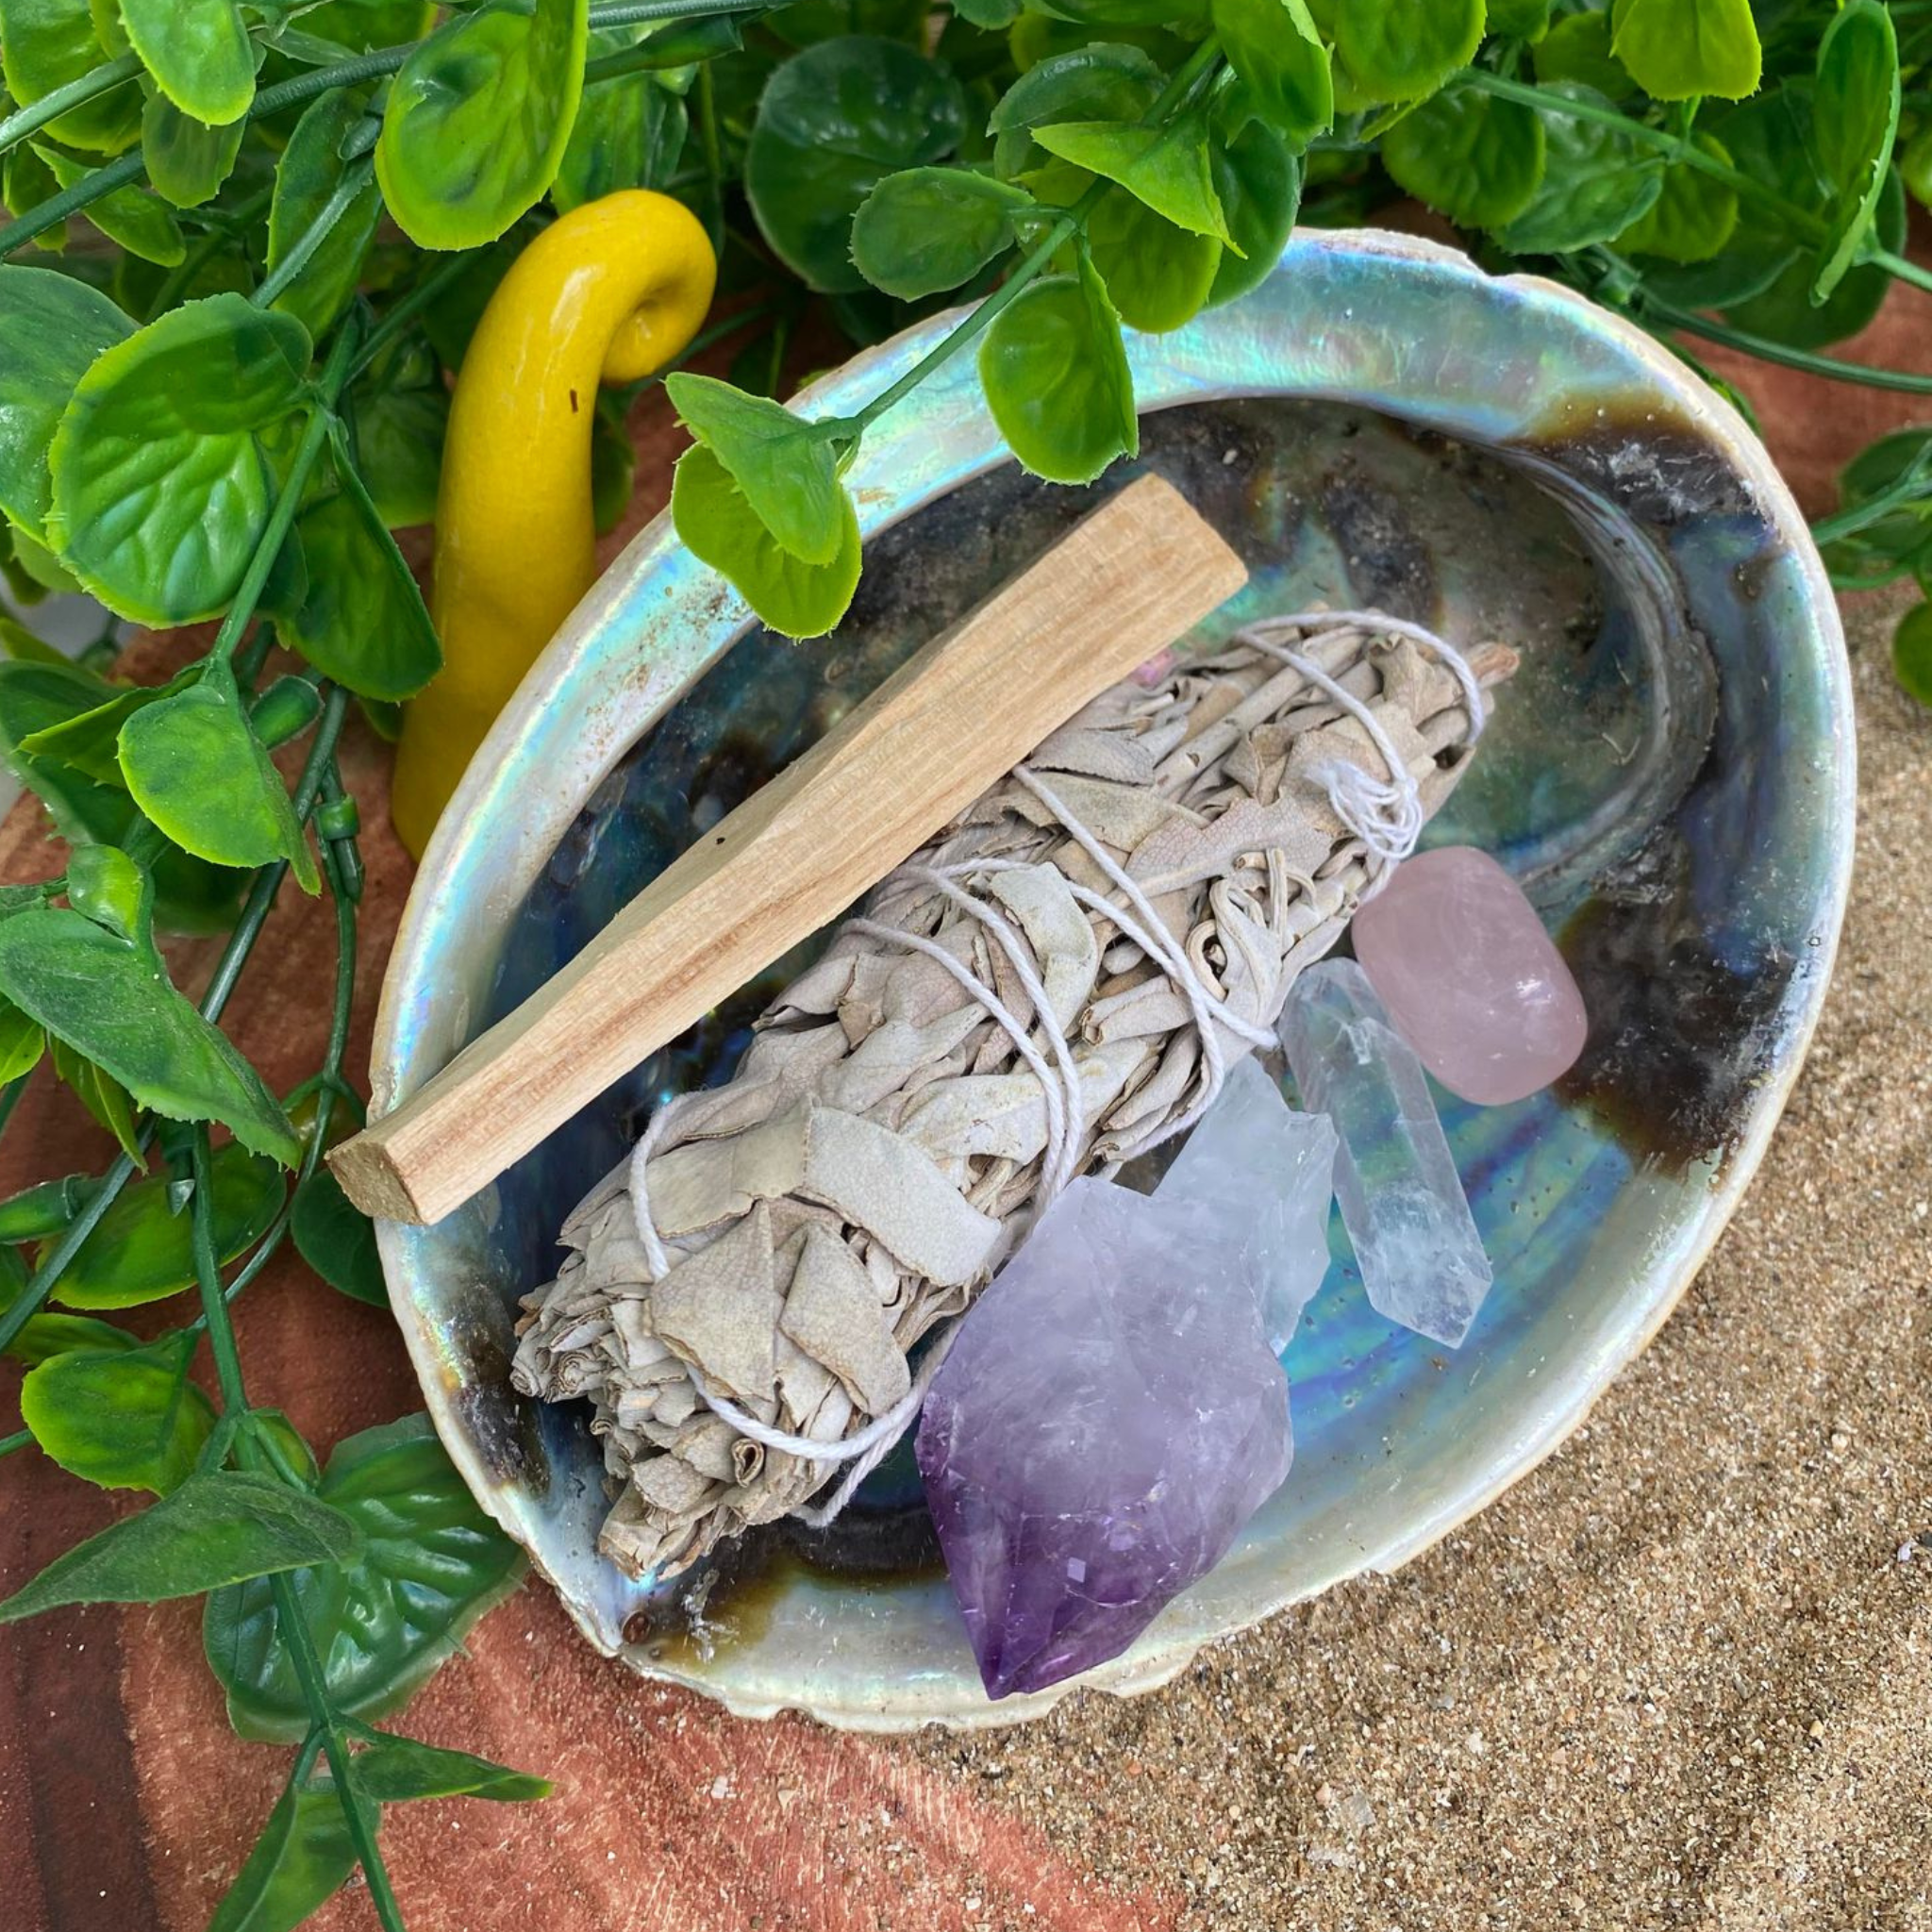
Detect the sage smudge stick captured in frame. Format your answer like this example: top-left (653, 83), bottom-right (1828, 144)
top-left (513, 615), bottom-right (1517, 1580)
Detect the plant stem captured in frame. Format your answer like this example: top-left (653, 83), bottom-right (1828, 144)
top-left (0, 150), bottom-right (142, 258)
top-left (0, 1073), bottom-right (26, 1141)
top-left (208, 328), bottom-right (361, 666)
top-left (348, 251), bottom-right (477, 383)
top-left (187, 1126), bottom-right (408, 1932)
top-left (1632, 291), bottom-right (1932, 396)
top-left (850, 208), bottom-right (1084, 433)
top-left (697, 61), bottom-right (724, 260)
top-left (253, 167), bottom-right (371, 311)
top-left (0, 1148), bottom-right (142, 1356)
top-left (145, 188), bottom-right (274, 322)
top-left (1869, 249), bottom-right (1932, 301)
top-left (1812, 442), bottom-right (1932, 548)
top-left (0, 52), bottom-right (144, 160)
top-left (0, 1427), bottom-right (33, 1458)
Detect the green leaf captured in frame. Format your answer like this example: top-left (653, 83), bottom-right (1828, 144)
top-left (745, 34), bottom-right (970, 292)
top-left (64, 841), bottom-right (147, 941)
top-left (46, 294), bottom-right (311, 626)
top-left (349, 380), bottom-right (447, 529)
top-left (21, 1330), bottom-right (215, 1493)
top-left (1532, 11), bottom-right (1631, 95)
top-left (207, 1768), bottom-right (361, 1932)
top-left (0, 991), bottom-right (43, 1086)
top-left (352, 1732), bottom-right (552, 1805)
top-left (1086, 186), bottom-right (1220, 333)
top-left (1497, 84), bottom-right (1662, 256)
top-left (118, 666), bottom-right (320, 891)
top-left (141, 95), bottom-right (245, 208)
top-left (978, 251), bottom-right (1137, 486)
top-left (376, 0), bottom-right (590, 251)
top-left (670, 442), bottom-right (861, 640)
top-left (275, 488), bottom-right (442, 701)
top-left (1612, 134), bottom-right (1738, 264)
top-left (44, 1140), bottom-right (285, 1309)
top-left (1608, 0), bottom-right (1761, 105)
top-left (1207, 121), bottom-right (1301, 308)
top-left (269, 88), bottom-right (385, 339)
top-left (1331, 0), bottom-right (1485, 105)
top-left (553, 30), bottom-right (689, 211)
top-left (0, 0), bottom-right (142, 154)
top-left (0, 265), bottom-right (130, 541)
top-left (850, 167), bottom-right (1033, 301)
top-left (17, 675), bottom-right (187, 785)
top-left (205, 1414), bottom-right (526, 1740)
top-left (290, 1166), bottom-right (387, 1307)
top-left (1809, 0), bottom-right (1900, 302)
top-left (1488, 0), bottom-right (1550, 39)
top-left (1894, 600), bottom-right (1932, 708)
top-left (665, 373), bottom-right (846, 566)
top-left (1725, 166), bottom-right (1905, 350)
top-left (119, 0), bottom-right (254, 125)
top-left (1904, 126), bottom-right (1932, 214)
top-left (1380, 87), bottom-right (1545, 230)
top-left (0, 1468), bottom-right (361, 1624)
top-left (989, 42), bottom-right (1161, 136)
top-left (1034, 115), bottom-right (1235, 244)
top-left (1212, 0), bottom-right (1332, 146)
top-left (0, 905), bottom-right (302, 1165)
top-left (3, 1307), bottom-right (137, 1368)
top-left (32, 142), bottom-right (184, 265)
top-left (49, 1032), bottom-right (142, 1160)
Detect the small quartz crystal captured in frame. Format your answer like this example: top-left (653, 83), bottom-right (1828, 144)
top-left (1350, 845), bottom-right (1587, 1105)
top-left (1277, 958), bottom-right (1492, 1349)
top-left (915, 1062), bottom-right (1334, 1697)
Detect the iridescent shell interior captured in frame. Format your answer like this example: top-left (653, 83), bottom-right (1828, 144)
top-left (374, 230), bottom-right (1853, 1730)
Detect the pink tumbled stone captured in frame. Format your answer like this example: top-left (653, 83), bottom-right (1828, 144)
top-left (1351, 846), bottom-right (1588, 1107)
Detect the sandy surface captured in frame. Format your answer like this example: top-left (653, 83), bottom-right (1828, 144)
top-left (905, 585), bottom-right (1932, 1928)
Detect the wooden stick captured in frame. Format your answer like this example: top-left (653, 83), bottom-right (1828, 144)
top-left (332, 475), bottom-right (1247, 1225)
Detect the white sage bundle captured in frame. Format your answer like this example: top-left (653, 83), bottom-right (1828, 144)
top-left (511, 612), bottom-right (1518, 1580)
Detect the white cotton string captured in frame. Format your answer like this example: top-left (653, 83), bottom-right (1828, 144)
top-left (1234, 610), bottom-right (1486, 896)
top-left (621, 608), bottom-right (1479, 1514)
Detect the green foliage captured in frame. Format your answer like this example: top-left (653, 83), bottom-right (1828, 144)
top-left (1608, 0), bottom-right (1762, 104)
top-left (1895, 601), bottom-right (1932, 707)
top-left (205, 1414), bottom-right (528, 1740)
top-left (0, 0), bottom-right (142, 153)
top-left (0, 900), bottom-right (303, 1163)
top-left (44, 1139), bottom-right (283, 1308)
top-left (745, 34), bottom-right (970, 291)
top-left (1033, 114), bottom-right (1234, 243)
top-left (207, 1766), bottom-right (363, 1932)
top-left (119, 0), bottom-right (255, 125)
top-left (351, 1732), bottom-right (553, 1804)
top-left (1211, 0), bottom-right (1330, 147)
top-left (1381, 88), bottom-right (1545, 231)
top-left (851, 167), bottom-right (1034, 300)
top-left (1809, 0), bottom-right (1900, 301)
top-left (290, 1166), bottom-right (387, 1306)
top-left (268, 89), bottom-right (385, 338)
top-left (47, 295), bottom-right (311, 625)
top-left (20, 1330), bottom-right (214, 1491)
top-left (1329, 0), bottom-right (1486, 105)
top-left (0, 1469), bottom-right (361, 1623)
top-left (375, 0), bottom-right (590, 250)
top-left (979, 251), bottom-right (1137, 484)
top-left (142, 94), bottom-right (245, 209)
top-left (1498, 85), bottom-right (1662, 255)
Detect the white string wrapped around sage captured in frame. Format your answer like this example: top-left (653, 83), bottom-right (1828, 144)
top-left (511, 611), bottom-right (1519, 1581)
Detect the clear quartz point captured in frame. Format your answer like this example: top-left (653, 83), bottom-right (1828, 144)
top-left (1276, 958), bottom-right (1493, 1349)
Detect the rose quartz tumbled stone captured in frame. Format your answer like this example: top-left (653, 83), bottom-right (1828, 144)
top-left (1351, 846), bottom-right (1588, 1106)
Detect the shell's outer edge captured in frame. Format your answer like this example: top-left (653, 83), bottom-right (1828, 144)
top-left (374, 226), bottom-right (1856, 1734)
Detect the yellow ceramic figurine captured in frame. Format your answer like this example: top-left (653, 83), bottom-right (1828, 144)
top-left (391, 190), bottom-right (717, 858)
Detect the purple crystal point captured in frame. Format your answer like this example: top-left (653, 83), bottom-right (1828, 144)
top-left (916, 1174), bottom-right (1291, 1699)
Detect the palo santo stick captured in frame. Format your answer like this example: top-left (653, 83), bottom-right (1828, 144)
top-left (332, 474), bottom-right (1248, 1225)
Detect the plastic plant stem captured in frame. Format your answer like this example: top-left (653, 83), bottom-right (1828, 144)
top-left (849, 41), bottom-right (1224, 438)
top-left (390, 189), bottom-right (718, 857)
top-left (0, 1428), bottom-right (30, 1458)
top-left (251, 167), bottom-right (372, 311)
top-left (0, 688), bottom-right (350, 1356)
top-left (0, 51), bottom-right (144, 158)
top-left (188, 1127), bottom-right (408, 1932)
top-left (1632, 287), bottom-right (1932, 395)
